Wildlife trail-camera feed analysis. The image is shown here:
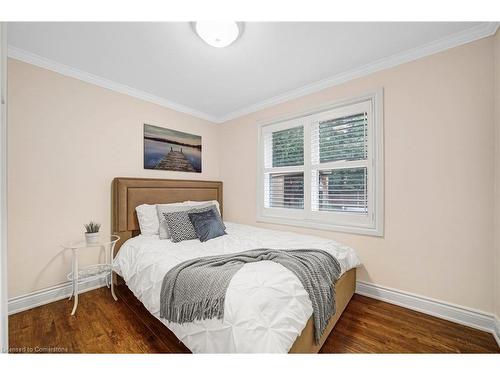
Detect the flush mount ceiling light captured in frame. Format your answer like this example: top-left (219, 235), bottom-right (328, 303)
top-left (194, 21), bottom-right (241, 48)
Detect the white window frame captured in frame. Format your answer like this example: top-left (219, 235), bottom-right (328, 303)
top-left (256, 89), bottom-right (384, 236)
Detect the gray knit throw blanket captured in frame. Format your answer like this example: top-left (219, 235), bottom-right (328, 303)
top-left (159, 248), bottom-right (341, 343)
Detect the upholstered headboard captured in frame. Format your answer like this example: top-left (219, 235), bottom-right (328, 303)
top-left (112, 177), bottom-right (223, 254)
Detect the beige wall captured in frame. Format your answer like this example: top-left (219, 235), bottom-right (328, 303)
top-left (7, 36), bottom-right (499, 315)
top-left (219, 37), bottom-right (496, 313)
top-left (495, 31), bottom-right (500, 320)
top-left (7, 59), bottom-right (220, 298)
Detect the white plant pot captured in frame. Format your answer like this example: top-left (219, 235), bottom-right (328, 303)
top-left (85, 232), bottom-right (100, 245)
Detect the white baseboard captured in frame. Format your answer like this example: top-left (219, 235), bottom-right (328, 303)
top-left (8, 278), bottom-right (107, 315)
top-left (494, 317), bottom-right (500, 348)
top-left (356, 281), bottom-right (499, 345)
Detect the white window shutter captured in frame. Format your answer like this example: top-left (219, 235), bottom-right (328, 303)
top-left (263, 125), bottom-right (304, 209)
top-left (311, 109), bottom-right (370, 214)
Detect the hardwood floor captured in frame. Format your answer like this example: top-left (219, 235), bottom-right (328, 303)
top-left (8, 286), bottom-right (499, 353)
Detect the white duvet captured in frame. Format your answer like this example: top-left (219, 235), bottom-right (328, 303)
top-left (113, 222), bottom-right (361, 353)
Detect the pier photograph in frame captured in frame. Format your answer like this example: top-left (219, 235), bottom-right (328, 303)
top-left (143, 124), bottom-right (202, 173)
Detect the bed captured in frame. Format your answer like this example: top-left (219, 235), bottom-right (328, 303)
top-left (112, 177), bottom-right (360, 353)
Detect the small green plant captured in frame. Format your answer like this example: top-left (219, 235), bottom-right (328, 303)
top-left (84, 221), bottom-right (101, 233)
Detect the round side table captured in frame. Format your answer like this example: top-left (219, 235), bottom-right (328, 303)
top-left (62, 235), bottom-right (120, 315)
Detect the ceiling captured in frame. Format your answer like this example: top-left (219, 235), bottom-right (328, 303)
top-left (7, 22), bottom-right (498, 123)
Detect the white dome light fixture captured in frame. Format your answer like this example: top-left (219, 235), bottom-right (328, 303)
top-left (194, 21), bottom-right (241, 48)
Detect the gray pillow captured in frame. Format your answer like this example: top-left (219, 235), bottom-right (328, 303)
top-left (164, 205), bottom-right (222, 243)
top-left (156, 204), bottom-right (187, 240)
top-left (188, 210), bottom-right (226, 242)
top-left (184, 201), bottom-right (225, 230)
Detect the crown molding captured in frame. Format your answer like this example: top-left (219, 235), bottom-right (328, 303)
top-left (7, 22), bottom-right (499, 124)
top-left (217, 22), bottom-right (499, 123)
top-left (7, 46), bottom-right (220, 124)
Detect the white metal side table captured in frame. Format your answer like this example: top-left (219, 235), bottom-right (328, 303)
top-left (62, 235), bottom-right (120, 315)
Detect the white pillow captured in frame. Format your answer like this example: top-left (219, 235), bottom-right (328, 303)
top-left (135, 204), bottom-right (160, 236)
top-left (184, 200), bottom-right (221, 215)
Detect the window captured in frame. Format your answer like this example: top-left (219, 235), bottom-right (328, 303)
top-left (264, 126), bottom-right (305, 210)
top-left (257, 90), bottom-right (384, 236)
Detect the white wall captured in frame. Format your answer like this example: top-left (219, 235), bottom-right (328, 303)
top-left (219, 37), bottom-right (496, 313)
top-left (7, 59), bottom-right (220, 298)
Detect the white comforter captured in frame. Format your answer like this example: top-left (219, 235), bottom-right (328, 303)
top-left (113, 222), bottom-right (361, 353)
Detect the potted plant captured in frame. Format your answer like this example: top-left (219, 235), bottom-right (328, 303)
top-left (84, 221), bottom-right (101, 245)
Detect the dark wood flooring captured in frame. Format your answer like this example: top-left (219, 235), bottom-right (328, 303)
top-left (8, 285), bottom-right (499, 353)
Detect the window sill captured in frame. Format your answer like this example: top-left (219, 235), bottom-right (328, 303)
top-left (256, 213), bottom-right (383, 237)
